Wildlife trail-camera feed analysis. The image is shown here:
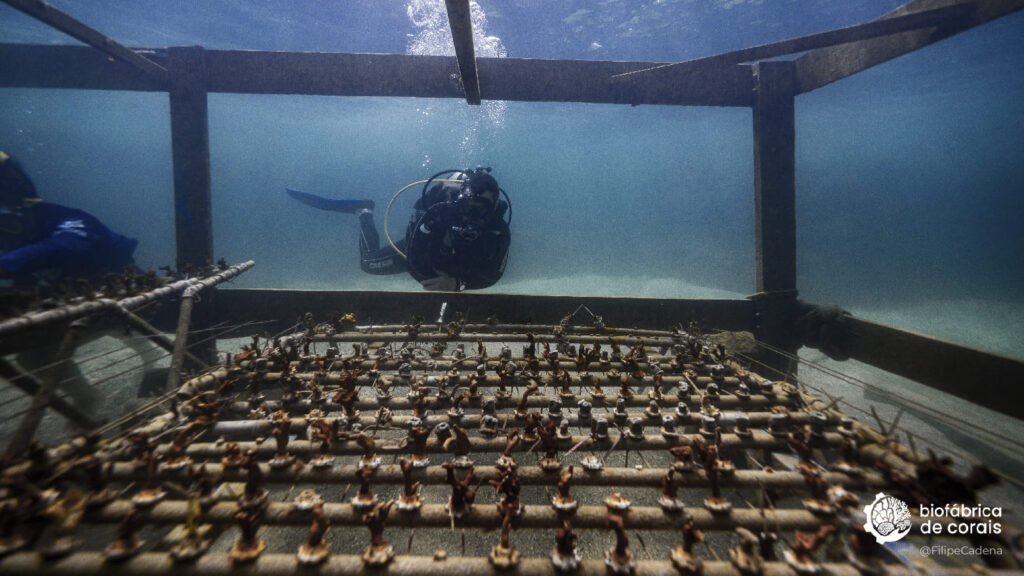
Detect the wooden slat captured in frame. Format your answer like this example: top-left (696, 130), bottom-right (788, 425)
top-left (795, 0), bottom-right (1024, 94)
top-left (444, 0), bottom-right (481, 104)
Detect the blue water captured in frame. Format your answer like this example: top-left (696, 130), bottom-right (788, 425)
top-left (1, 1), bottom-right (1023, 354)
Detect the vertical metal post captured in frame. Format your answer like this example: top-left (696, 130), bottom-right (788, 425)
top-left (167, 46), bottom-right (213, 272)
top-left (167, 47), bottom-right (217, 364)
top-left (751, 61), bottom-right (799, 375)
top-left (753, 61), bottom-right (796, 294)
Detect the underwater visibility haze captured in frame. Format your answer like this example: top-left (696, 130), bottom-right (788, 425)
top-left (0, 0), bottom-right (1022, 358)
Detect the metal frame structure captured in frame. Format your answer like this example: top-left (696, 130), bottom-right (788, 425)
top-left (0, 319), bottom-right (1018, 573)
top-left (1, 0), bottom-right (1023, 420)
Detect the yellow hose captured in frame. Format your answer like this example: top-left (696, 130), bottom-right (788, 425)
top-left (384, 178), bottom-right (463, 260)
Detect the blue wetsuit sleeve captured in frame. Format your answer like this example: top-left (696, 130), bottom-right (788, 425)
top-left (0, 224), bottom-right (97, 275)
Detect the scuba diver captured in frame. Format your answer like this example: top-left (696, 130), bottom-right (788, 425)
top-left (0, 150), bottom-right (139, 285)
top-left (287, 167), bottom-right (511, 292)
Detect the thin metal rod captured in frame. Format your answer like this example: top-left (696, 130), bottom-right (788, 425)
top-left (0, 0), bottom-right (168, 83)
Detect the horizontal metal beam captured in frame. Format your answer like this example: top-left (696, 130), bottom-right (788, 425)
top-left (212, 289), bottom-right (756, 335)
top-left (844, 315), bottom-right (1024, 421)
top-left (794, 0), bottom-right (1024, 94)
top-left (0, 44), bottom-right (755, 107)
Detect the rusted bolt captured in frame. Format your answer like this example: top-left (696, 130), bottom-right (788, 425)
top-left (577, 400), bottom-right (592, 424)
top-left (627, 417), bottom-right (645, 440)
top-left (699, 414), bottom-right (717, 438)
top-left (735, 414), bottom-right (752, 438)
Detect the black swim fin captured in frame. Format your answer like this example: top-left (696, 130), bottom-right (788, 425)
top-left (286, 188), bottom-right (374, 213)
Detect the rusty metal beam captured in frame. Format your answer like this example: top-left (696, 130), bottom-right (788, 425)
top-left (444, 0), bottom-right (480, 105)
top-left (0, 0), bottom-right (167, 84)
top-left (794, 0), bottom-right (1024, 94)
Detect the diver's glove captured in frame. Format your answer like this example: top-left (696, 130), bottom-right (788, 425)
top-left (420, 274), bottom-right (459, 292)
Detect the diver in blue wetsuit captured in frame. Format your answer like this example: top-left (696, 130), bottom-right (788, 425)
top-left (0, 151), bottom-right (138, 285)
top-left (287, 167), bottom-right (511, 292)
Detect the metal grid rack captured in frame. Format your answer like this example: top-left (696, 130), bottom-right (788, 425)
top-left (0, 313), bottom-right (1014, 575)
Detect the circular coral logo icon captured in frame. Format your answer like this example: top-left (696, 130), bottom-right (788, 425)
top-left (864, 493), bottom-right (912, 544)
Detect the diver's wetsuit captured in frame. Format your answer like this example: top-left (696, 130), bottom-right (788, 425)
top-left (358, 194), bottom-right (510, 291)
top-left (0, 202), bottom-right (138, 283)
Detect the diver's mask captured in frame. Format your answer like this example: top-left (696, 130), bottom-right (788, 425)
top-left (455, 188), bottom-right (495, 223)
top-left (453, 169), bottom-right (498, 225)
